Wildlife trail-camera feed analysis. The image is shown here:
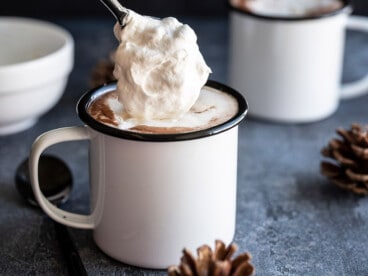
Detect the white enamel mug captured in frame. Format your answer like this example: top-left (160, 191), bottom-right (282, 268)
top-left (229, 0), bottom-right (368, 123)
top-left (29, 80), bottom-right (248, 269)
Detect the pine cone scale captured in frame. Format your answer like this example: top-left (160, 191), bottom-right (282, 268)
top-left (346, 169), bottom-right (368, 182)
top-left (90, 52), bottom-right (116, 88)
top-left (182, 249), bottom-right (198, 275)
top-left (320, 162), bottom-right (342, 178)
top-left (336, 127), bottom-right (355, 144)
top-left (351, 144), bottom-right (368, 159)
top-left (213, 261), bottom-right (231, 276)
top-left (329, 138), bottom-right (348, 151)
top-left (180, 263), bottom-right (194, 276)
top-left (232, 262), bottom-right (255, 276)
top-left (213, 240), bottom-right (227, 261)
top-left (331, 149), bottom-right (356, 167)
top-left (196, 245), bottom-right (213, 276)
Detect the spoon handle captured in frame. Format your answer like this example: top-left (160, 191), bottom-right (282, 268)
top-left (54, 222), bottom-right (87, 276)
top-left (99, 0), bottom-right (129, 27)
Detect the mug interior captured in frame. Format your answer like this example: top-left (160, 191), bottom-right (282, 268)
top-left (77, 80), bottom-right (248, 142)
top-left (228, 0), bottom-right (352, 21)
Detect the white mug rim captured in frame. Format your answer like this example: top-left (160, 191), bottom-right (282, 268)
top-left (228, 0), bottom-right (352, 21)
top-left (77, 80), bottom-right (248, 142)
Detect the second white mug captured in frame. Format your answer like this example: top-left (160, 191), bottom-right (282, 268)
top-left (229, 0), bottom-right (368, 123)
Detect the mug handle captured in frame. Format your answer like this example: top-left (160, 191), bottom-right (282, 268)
top-left (341, 15), bottom-right (368, 99)
top-left (29, 126), bottom-right (94, 229)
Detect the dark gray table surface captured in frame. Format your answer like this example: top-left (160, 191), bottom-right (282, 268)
top-left (1, 16), bottom-right (368, 275)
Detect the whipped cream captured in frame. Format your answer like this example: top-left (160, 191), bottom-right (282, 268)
top-left (233, 0), bottom-right (343, 17)
top-left (113, 10), bottom-right (211, 120)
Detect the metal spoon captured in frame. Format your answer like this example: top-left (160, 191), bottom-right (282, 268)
top-left (15, 155), bottom-right (87, 276)
top-left (99, 0), bottom-right (130, 27)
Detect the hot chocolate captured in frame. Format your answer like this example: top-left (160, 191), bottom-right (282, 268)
top-left (88, 9), bottom-right (236, 135)
top-left (87, 85), bottom-right (239, 134)
top-left (230, 0), bottom-right (344, 17)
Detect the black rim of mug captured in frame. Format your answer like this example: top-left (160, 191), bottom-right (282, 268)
top-left (227, 0), bottom-right (352, 21)
top-left (77, 80), bottom-right (248, 142)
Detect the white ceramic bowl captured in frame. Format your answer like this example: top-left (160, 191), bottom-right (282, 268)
top-left (0, 17), bottom-right (74, 135)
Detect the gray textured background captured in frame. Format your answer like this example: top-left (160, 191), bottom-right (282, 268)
top-left (0, 13), bottom-right (368, 276)
top-left (1, 0), bottom-right (368, 17)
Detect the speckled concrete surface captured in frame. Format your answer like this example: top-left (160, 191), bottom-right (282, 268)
top-left (0, 17), bottom-right (368, 275)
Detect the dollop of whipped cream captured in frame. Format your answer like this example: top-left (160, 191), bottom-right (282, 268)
top-left (113, 11), bottom-right (212, 120)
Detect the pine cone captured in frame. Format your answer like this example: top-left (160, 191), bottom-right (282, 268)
top-left (321, 123), bottom-right (368, 195)
top-left (167, 240), bottom-right (254, 276)
top-left (90, 52), bottom-right (116, 88)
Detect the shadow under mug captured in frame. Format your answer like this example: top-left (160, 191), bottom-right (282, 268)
top-left (29, 80), bottom-right (248, 269)
top-left (229, 0), bottom-right (368, 123)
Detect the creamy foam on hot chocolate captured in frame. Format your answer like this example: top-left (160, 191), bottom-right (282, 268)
top-left (88, 87), bottom-right (238, 134)
top-left (231, 0), bottom-right (343, 17)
